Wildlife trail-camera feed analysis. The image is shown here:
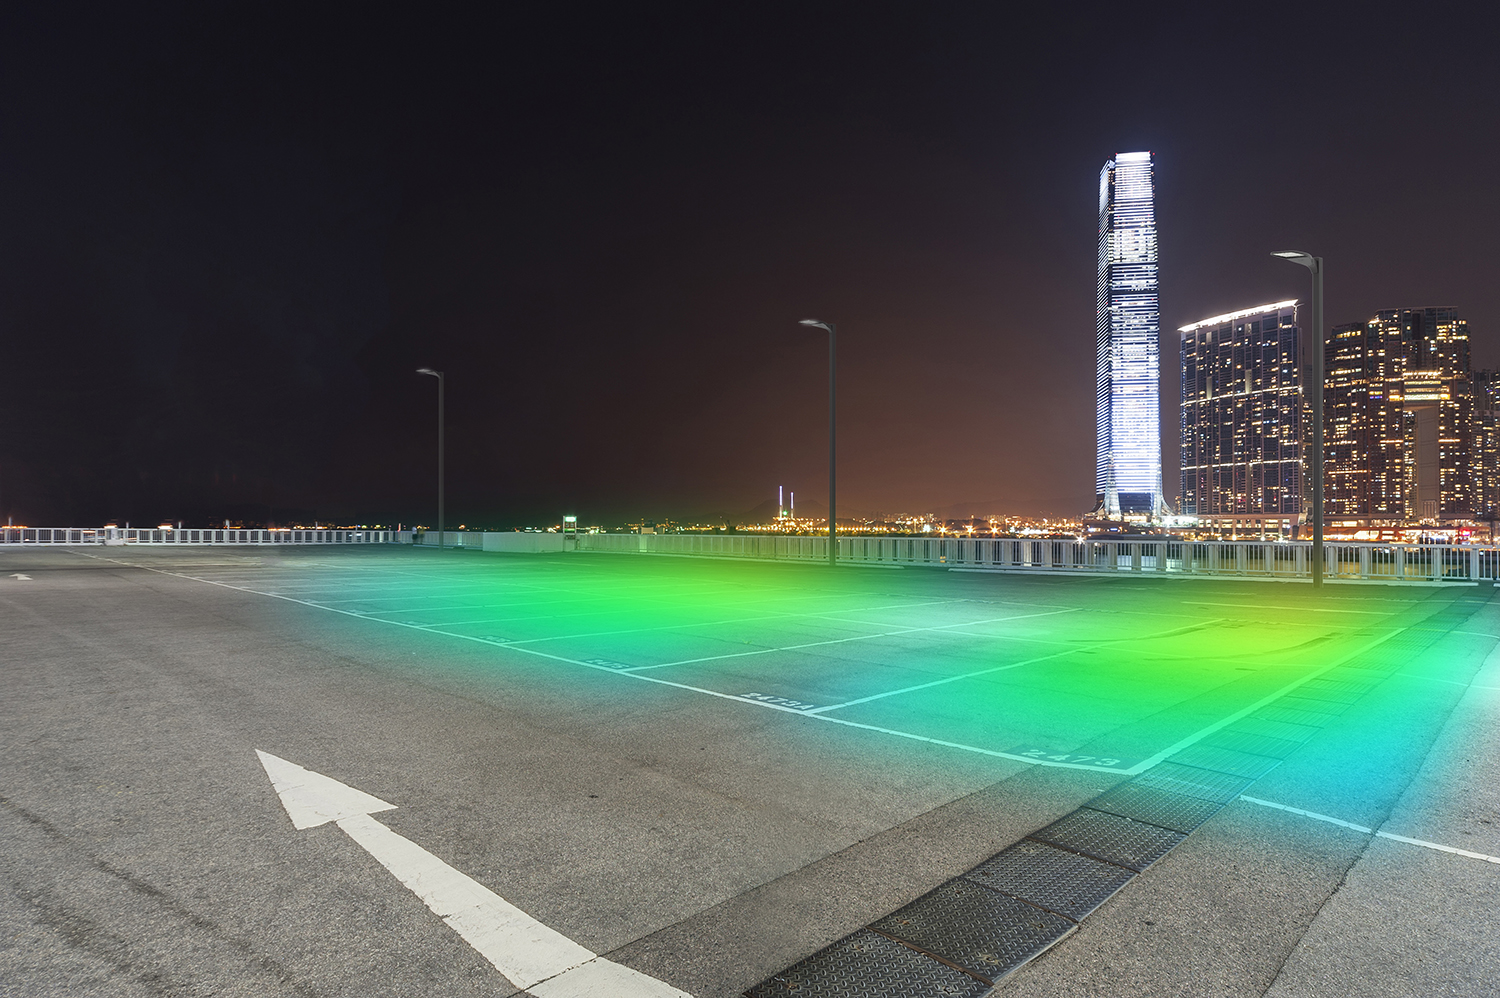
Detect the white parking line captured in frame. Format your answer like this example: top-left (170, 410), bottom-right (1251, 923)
top-left (1124, 628), bottom-right (1402, 775)
top-left (1239, 795), bottom-right (1500, 865)
top-left (177, 571), bottom-right (1121, 772)
top-left (1183, 601), bottom-right (1393, 615)
top-left (126, 561), bottom-right (1330, 776)
top-left (354, 598), bottom-right (975, 645)
top-left (621, 607), bottom-right (1082, 672)
top-left (805, 647), bottom-right (1084, 713)
top-left (807, 618), bottom-right (1229, 714)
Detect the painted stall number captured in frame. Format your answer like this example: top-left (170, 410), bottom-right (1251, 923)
top-left (740, 693), bottom-right (820, 711)
top-left (1013, 747), bottom-right (1124, 766)
top-left (585, 658), bottom-right (632, 670)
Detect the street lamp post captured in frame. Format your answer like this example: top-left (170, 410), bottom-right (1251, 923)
top-left (799, 319), bottom-right (837, 566)
top-left (1272, 252), bottom-right (1323, 586)
top-left (416, 368), bottom-right (445, 549)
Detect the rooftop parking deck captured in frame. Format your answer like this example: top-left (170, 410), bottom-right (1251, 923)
top-left (3, 546), bottom-right (1497, 996)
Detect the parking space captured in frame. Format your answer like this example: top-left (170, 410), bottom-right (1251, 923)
top-left (3, 545), bottom-right (1496, 997)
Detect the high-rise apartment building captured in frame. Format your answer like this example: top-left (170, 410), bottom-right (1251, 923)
top-left (1475, 369), bottom-right (1500, 521)
top-left (1324, 307), bottom-right (1473, 525)
top-left (1095, 151), bottom-right (1166, 518)
top-left (1179, 301), bottom-right (1302, 534)
top-left (1324, 319), bottom-right (1405, 525)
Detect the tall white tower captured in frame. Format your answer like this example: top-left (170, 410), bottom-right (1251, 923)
top-left (1095, 151), bottom-right (1166, 518)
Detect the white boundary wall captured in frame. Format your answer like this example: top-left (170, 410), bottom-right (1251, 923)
top-left (575, 532), bottom-right (1499, 584)
top-left (1, 527), bottom-right (393, 547)
top-left (14, 525), bottom-right (1490, 584)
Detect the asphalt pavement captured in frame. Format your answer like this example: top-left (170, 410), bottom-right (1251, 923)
top-left (2, 546), bottom-right (1496, 997)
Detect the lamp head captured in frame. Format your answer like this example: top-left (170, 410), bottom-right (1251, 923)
top-left (799, 318), bottom-right (831, 332)
top-left (1272, 250), bottom-right (1318, 272)
top-left (416, 367), bottom-right (442, 377)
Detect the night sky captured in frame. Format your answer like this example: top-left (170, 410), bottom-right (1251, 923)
top-left (3, 4), bottom-right (1496, 528)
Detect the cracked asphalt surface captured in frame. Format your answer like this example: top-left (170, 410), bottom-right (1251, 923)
top-left (3, 546), bottom-right (1497, 996)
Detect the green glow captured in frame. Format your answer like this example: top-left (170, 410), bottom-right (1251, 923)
top-left (207, 549), bottom-right (1494, 815)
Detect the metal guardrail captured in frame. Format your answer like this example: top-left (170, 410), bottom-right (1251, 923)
top-left (8, 525), bottom-right (1485, 583)
top-left (0, 527), bottom-right (394, 547)
top-left (575, 531), bottom-right (1496, 584)
top-left (406, 530), bottom-right (486, 549)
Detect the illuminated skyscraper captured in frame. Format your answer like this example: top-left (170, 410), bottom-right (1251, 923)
top-left (1179, 301), bottom-right (1302, 536)
top-left (1324, 319), bottom-right (1406, 525)
top-left (1475, 369), bottom-right (1500, 522)
top-left (1325, 307), bottom-right (1473, 526)
top-left (1095, 151), bottom-right (1166, 517)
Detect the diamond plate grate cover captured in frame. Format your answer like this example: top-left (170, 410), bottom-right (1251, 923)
top-left (1168, 743), bottom-right (1283, 780)
top-left (1029, 807), bottom-right (1185, 871)
top-left (1281, 690), bottom-right (1361, 710)
top-left (1252, 703), bottom-right (1343, 726)
top-left (1321, 666), bottom-right (1389, 683)
top-left (1131, 762), bottom-right (1254, 802)
top-left (1084, 782), bottom-right (1224, 834)
top-left (1201, 729), bottom-right (1302, 760)
top-left (1231, 715), bottom-right (1321, 743)
top-left (964, 838), bottom-right (1135, 920)
top-left (1299, 678), bottom-right (1375, 695)
top-left (742, 928), bottom-right (988, 998)
top-left (1285, 686), bottom-right (1367, 706)
top-left (870, 879), bottom-right (1074, 984)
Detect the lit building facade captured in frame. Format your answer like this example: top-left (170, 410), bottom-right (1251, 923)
top-left (1095, 151), bottom-right (1166, 517)
top-left (1324, 307), bottom-right (1473, 526)
top-left (1179, 301), bottom-right (1302, 535)
top-left (1324, 318), bottom-right (1405, 526)
top-left (1475, 369), bottom-right (1500, 522)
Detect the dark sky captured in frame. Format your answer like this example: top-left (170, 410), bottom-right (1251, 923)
top-left (2, 3), bottom-right (1497, 527)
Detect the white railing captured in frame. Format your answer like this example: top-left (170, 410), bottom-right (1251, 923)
top-left (574, 532), bottom-right (1497, 584)
top-left (17, 523), bottom-right (1474, 583)
top-left (407, 530), bottom-right (486, 550)
top-left (0, 527), bottom-right (394, 547)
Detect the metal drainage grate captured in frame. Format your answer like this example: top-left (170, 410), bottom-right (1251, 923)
top-left (1167, 743), bottom-right (1283, 780)
top-left (1028, 808), bottom-right (1185, 871)
top-left (964, 838), bottom-right (1136, 920)
top-left (1083, 782), bottom-right (1223, 834)
top-left (869, 879), bottom-right (1074, 984)
top-left (1229, 716), bottom-right (1321, 743)
top-left (1319, 666), bottom-right (1389, 683)
top-left (1284, 686), bottom-right (1366, 706)
top-left (737, 601), bottom-right (1490, 998)
top-left (742, 928), bottom-right (988, 997)
top-left (1201, 729), bottom-right (1302, 760)
top-left (1129, 762), bottom-right (1253, 803)
top-left (1251, 703), bottom-right (1344, 727)
top-left (1279, 693), bottom-right (1355, 714)
top-left (1298, 678), bottom-right (1375, 696)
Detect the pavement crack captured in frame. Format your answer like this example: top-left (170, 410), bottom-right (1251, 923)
top-left (1, 795), bottom-right (325, 998)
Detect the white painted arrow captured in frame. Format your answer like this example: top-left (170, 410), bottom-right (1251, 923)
top-left (9, 573), bottom-right (31, 580)
top-left (257, 751), bottom-right (691, 997)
